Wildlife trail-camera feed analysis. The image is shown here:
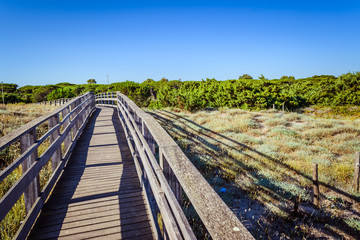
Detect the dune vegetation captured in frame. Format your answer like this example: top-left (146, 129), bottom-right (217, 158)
top-left (148, 107), bottom-right (360, 239)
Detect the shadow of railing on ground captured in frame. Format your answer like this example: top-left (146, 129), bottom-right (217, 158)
top-left (148, 110), bottom-right (360, 239)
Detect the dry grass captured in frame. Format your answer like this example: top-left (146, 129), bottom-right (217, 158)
top-left (0, 103), bottom-right (56, 137)
top-left (0, 103), bottom-right (56, 239)
top-left (148, 107), bottom-right (360, 239)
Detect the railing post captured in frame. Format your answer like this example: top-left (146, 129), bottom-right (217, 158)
top-left (70, 101), bottom-right (78, 140)
top-left (62, 107), bottom-right (72, 154)
top-left (354, 152), bottom-right (360, 193)
top-left (160, 148), bottom-right (182, 203)
top-left (313, 163), bottom-right (320, 207)
top-left (76, 99), bottom-right (82, 132)
top-left (20, 129), bottom-right (40, 214)
top-left (49, 114), bottom-right (61, 171)
top-left (80, 98), bottom-right (86, 125)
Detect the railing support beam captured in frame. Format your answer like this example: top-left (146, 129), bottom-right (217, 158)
top-left (49, 114), bottom-right (61, 171)
top-left (20, 129), bottom-right (40, 214)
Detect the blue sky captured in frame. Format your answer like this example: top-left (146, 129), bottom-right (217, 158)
top-left (0, 0), bottom-right (359, 86)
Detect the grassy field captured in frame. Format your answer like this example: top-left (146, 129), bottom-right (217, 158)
top-left (0, 103), bottom-right (56, 239)
top-left (148, 106), bottom-right (360, 239)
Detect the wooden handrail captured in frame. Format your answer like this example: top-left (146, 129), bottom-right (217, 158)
top-left (0, 92), bottom-right (95, 239)
top-left (95, 92), bottom-right (254, 240)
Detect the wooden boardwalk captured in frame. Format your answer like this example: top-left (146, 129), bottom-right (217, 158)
top-left (28, 107), bottom-right (154, 240)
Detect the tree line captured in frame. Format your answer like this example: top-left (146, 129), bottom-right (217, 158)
top-left (1, 73), bottom-right (359, 111)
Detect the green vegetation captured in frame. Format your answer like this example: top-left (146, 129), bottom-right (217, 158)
top-left (2, 73), bottom-right (359, 112)
top-left (151, 73), bottom-right (360, 111)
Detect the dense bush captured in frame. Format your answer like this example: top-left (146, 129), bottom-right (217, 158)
top-left (2, 73), bottom-right (359, 109)
top-left (151, 73), bottom-right (360, 111)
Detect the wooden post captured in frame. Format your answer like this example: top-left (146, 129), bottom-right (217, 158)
top-left (160, 147), bottom-right (182, 204)
top-left (76, 99), bottom-right (82, 132)
top-left (313, 163), bottom-right (320, 207)
top-left (354, 152), bottom-right (360, 193)
top-left (20, 129), bottom-right (40, 214)
top-left (62, 107), bottom-right (72, 153)
top-left (272, 104), bottom-right (275, 110)
top-left (71, 102), bottom-right (78, 140)
top-left (49, 114), bottom-right (61, 171)
top-left (282, 102), bottom-right (285, 112)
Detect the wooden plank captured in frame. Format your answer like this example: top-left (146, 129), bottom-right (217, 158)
top-left (57, 173), bottom-right (139, 183)
top-left (31, 214), bottom-right (151, 236)
top-left (45, 188), bottom-right (142, 207)
top-left (39, 199), bottom-right (146, 225)
top-left (49, 186), bottom-right (143, 200)
top-left (43, 192), bottom-right (145, 212)
top-left (51, 180), bottom-right (140, 193)
top-left (30, 219), bottom-right (153, 240)
top-left (51, 175), bottom-right (139, 188)
top-left (36, 202), bottom-right (149, 227)
top-left (88, 231), bottom-right (154, 240)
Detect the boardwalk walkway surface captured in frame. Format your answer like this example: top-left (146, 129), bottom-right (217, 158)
top-left (28, 107), bottom-right (154, 240)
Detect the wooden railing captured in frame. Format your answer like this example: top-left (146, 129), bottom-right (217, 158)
top-left (96, 92), bottom-right (254, 240)
top-left (39, 98), bottom-right (73, 106)
top-left (0, 92), bottom-right (95, 239)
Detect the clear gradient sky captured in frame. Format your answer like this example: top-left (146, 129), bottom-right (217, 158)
top-left (1, 0), bottom-right (359, 87)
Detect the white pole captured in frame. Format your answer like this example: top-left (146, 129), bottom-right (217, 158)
top-left (107, 75), bottom-right (110, 91)
top-left (1, 82), bottom-right (4, 105)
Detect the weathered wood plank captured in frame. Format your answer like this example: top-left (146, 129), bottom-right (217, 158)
top-left (36, 202), bottom-right (149, 227)
top-left (88, 231), bottom-right (154, 240)
top-left (43, 193), bottom-right (145, 212)
top-left (30, 220), bottom-right (153, 240)
top-left (31, 214), bottom-right (151, 236)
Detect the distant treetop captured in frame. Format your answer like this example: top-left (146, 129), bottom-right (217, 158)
top-left (258, 74), bottom-right (267, 80)
top-left (87, 79), bottom-right (96, 84)
top-left (143, 78), bottom-right (155, 83)
top-left (280, 76), bottom-right (295, 80)
top-left (56, 82), bottom-right (75, 86)
top-left (239, 74), bottom-right (253, 79)
top-left (311, 75), bottom-right (336, 79)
